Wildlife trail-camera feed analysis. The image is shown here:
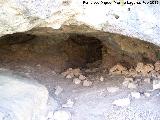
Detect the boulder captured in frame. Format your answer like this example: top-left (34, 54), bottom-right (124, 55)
top-left (0, 74), bottom-right (49, 120)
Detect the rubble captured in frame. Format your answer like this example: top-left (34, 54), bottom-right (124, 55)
top-left (53, 110), bottom-right (71, 120)
top-left (131, 92), bottom-right (141, 99)
top-left (112, 98), bottom-right (130, 107)
top-left (109, 64), bottom-right (127, 75)
top-left (153, 79), bottom-right (160, 90)
top-left (144, 78), bottom-right (151, 84)
top-left (154, 61), bottom-right (160, 72)
top-left (83, 80), bottom-right (93, 87)
top-left (73, 78), bottom-right (81, 85)
top-left (135, 63), bottom-right (154, 76)
top-left (144, 93), bottom-right (151, 97)
top-left (61, 68), bottom-right (82, 78)
top-left (107, 86), bottom-right (119, 93)
top-left (128, 82), bottom-right (137, 89)
top-left (79, 75), bottom-right (86, 80)
top-left (100, 76), bottom-right (104, 81)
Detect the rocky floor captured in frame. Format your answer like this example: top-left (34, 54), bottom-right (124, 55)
top-left (0, 60), bottom-right (160, 120)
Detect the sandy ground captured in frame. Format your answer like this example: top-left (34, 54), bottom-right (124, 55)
top-left (0, 62), bottom-right (160, 120)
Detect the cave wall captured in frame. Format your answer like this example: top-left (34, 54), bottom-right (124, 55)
top-left (0, 27), bottom-right (159, 72)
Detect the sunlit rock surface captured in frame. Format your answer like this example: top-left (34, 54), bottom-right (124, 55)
top-left (0, 73), bottom-right (49, 120)
top-left (0, 0), bottom-right (159, 46)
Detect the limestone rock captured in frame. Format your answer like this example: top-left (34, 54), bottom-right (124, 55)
top-left (100, 76), bottom-right (104, 81)
top-left (112, 98), bottom-right (130, 107)
top-left (83, 80), bottom-right (92, 87)
top-left (53, 110), bottom-right (71, 120)
top-left (153, 79), bottom-right (160, 90)
top-left (0, 0), bottom-right (160, 46)
top-left (107, 86), bottom-right (119, 93)
top-left (73, 78), bottom-right (81, 85)
top-left (136, 63), bottom-right (154, 75)
top-left (144, 93), bottom-right (151, 97)
top-left (62, 68), bottom-right (81, 79)
top-left (79, 75), bottom-right (86, 80)
top-left (109, 64), bottom-right (127, 75)
top-left (124, 77), bottom-right (134, 82)
top-left (135, 62), bottom-right (144, 73)
top-left (128, 82), bottom-right (137, 89)
top-left (66, 73), bottom-right (74, 79)
top-left (128, 68), bottom-right (137, 77)
top-left (72, 68), bottom-right (81, 77)
top-left (155, 61), bottom-right (160, 72)
top-left (144, 78), bottom-right (151, 84)
top-left (0, 74), bottom-right (49, 120)
top-left (131, 92), bottom-right (141, 99)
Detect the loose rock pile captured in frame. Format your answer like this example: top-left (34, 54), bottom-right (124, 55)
top-left (109, 61), bottom-right (160, 90)
top-left (61, 68), bottom-right (93, 87)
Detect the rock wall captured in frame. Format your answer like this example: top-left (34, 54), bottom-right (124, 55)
top-left (0, 0), bottom-right (159, 46)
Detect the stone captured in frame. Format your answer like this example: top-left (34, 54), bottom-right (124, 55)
top-left (142, 64), bottom-right (154, 75)
top-left (122, 80), bottom-right (129, 87)
top-left (144, 78), bottom-right (151, 84)
top-left (100, 76), bottom-right (104, 81)
top-left (131, 92), bottom-right (141, 99)
top-left (124, 77), bottom-right (134, 82)
top-left (0, 74), bottom-right (49, 120)
top-left (53, 110), bottom-right (71, 120)
top-left (122, 70), bottom-right (129, 76)
top-left (66, 73), bottom-right (74, 79)
top-left (83, 80), bottom-right (92, 87)
top-left (128, 82), bottom-right (137, 89)
top-left (153, 79), bottom-right (160, 90)
top-left (73, 78), bottom-right (81, 85)
top-left (61, 68), bottom-right (73, 77)
top-left (107, 86), bottom-right (119, 93)
top-left (136, 63), bottom-right (154, 76)
top-left (155, 61), bottom-right (160, 72)
top-left (62, 99), bottom-right (74, 108)
top-left (72, 68), bottom-right (81, 77)
top-left (79, 75), bottom-right (86, 80)
top-left (128, 68), bottom-right (137, 77)
top-left (135, 62), bottom-right (144, 73)
top-left (55, 86), bottom-right (63, 95)
top-left (112, 98), bottom-right (130, 107)
top-left (144, 93), bottom-right (151, 97)
top-left (109, 64), bottom-right (127, 75)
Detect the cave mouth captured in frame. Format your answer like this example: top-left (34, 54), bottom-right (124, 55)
top-left (0, 27), bottom-right (159, 73)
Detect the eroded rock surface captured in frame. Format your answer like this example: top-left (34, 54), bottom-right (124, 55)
top-left (0, 0), bottom-right (160, 46)
top-left (0, 73), bottom-right (49, 120)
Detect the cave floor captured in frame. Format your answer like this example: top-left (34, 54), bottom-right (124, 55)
top-left (0, 60), bottom-right (160, 120)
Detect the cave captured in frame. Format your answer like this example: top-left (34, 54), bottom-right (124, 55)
top-left (0, 26), bottom-right (160, 120)
top-left (0, 26), bottom-right (158, 73)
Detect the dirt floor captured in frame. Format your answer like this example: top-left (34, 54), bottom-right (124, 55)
top-left (0, 60), bottom-right (160, 120)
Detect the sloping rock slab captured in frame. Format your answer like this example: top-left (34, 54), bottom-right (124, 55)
top-left (0, 74), bottom-right (48, 120)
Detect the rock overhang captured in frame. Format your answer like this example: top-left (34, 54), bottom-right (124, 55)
top-left (0, 0), bottom-right (159, 46)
